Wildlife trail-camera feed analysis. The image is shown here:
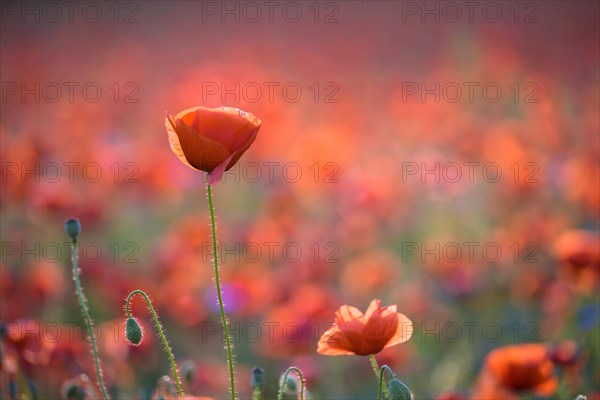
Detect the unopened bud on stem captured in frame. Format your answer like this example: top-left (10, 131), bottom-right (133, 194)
top-left (125, 317), bottom-right (143, 345)
top-left (64, 219), bottom-right (81, 241)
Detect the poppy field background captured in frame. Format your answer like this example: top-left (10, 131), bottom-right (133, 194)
top-left (1, 1), bottom-right (599, 399)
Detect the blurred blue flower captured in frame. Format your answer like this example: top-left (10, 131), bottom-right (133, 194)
top-left (578, 303), bottom-right (599, 331)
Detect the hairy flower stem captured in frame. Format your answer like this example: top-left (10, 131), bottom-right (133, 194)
top-left (69, 240), bottom-right (110, 400)
top-left (252, 387), bottom-right (261, 400)
top-left (370, 355), bottom-right (390, 400)
top-left (377, 365), bottom-right (396, 400)
top-left (206, 180), bottom-right (236, 400)
top-left (277, 367), bottom-right (305, 400)
top-left (125, 290), bottom-right (183, 396)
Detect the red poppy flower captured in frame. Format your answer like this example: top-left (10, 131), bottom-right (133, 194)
top-left (550, 340), bottom-right (579, 367)
top-left (5, 319), bottom-right (55, 366)
top-left (553, 229), bottom-right (600, 294)
top-left (473, 344), bottom-right (557, 399)
top-left (165, 106), bottom-right (261, 184)
top-left (317, 299), bottom-right (413, 356)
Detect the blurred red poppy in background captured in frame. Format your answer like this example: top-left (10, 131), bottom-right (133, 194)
top-left (472, 344), bottom-right (557, 400)
top-left (553, 230), bottom-right (600, 294)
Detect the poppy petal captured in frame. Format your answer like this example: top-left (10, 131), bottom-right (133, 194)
top-left (165, 112), bottom-right (195, 171)
top-left (384, 313), bottom-right (414, 348)
top-left (335, 305), bottom-right (364, 324)
top-left (165, 112), bottom-right (230, 172)
top-left (317, 326), bottom-right (356, 356)
top-left (184, 106), bottom-right (261, 153)
top-left (533, 376), bottom-right (558, 396)
top-left (364, 299), bottom-right (382, 318)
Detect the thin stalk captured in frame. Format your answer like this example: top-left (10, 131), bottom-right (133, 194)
top-left (377, 365), bottom-right (396, 400)
top-left (125, 290), bottom-right (183, 397)
top-left (70, 240), bottom-right (110, 400)
top-left (370, 355), bottom-right (390, 400)
top-left (206, 180), bottom-right (236, 400)
top-left (277, 366), bottom-right (305, 400)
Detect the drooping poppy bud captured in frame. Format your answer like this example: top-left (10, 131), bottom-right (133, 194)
top-left (388, 378), bottom-right (413, 400)
top-left (282, 376), bottom-right (296, 394)
top-left (125, 317), bottom-right (143, 345)
top-left (64, 219), bottom-right (81, 241)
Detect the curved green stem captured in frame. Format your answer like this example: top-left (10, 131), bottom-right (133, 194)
top-left (277, 366), bottom-right (305, 400)
top-left (377, 365), bottom-right (396, 400)
top-left (70, 240), bottom-right (110, 400)
top-left (206, 181), bottom-right (236, 400)
top-left (125, 290), bottom-right (183, 397)
top-left (370, 355), bottom-right (390, 400)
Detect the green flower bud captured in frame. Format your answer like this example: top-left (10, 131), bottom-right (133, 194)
top-left (64, 219), bottom-right (81, 241)
top-left (388, 378), bottom-right (413, 400)
top-left (283, 376), bottom-right (296, 394)
top-left (64, 384), bottom-right (87, 400)
top-left (155, 375), bottom-right (176, 397)
top-left (251, 367), bottom-right (264, 390)
top-left (62, 375), bottom-right (91, 400)
top-left (180, 360), bottom-right (196, 385)
top-left (125, 317), bottom-right (143, 345)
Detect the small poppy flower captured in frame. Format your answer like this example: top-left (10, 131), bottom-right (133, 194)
top-left (553, 230), bottom-right (600, 294)
top-left (5, 319), bottom-right (55, 367)
top-left (550, 340), bottom-right (579, 367)
top-left (317, 299), bottom-right (413, 356)
top-left (473, 343), bottom-right (557, 399)
top-left (165, 106), bottom-right (261, 184)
